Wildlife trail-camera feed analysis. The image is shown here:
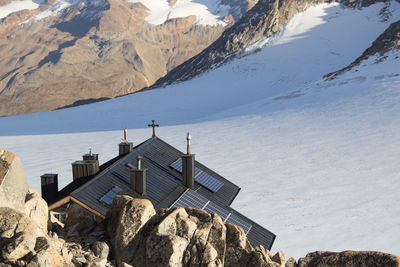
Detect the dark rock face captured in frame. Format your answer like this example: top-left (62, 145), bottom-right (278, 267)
top-left (297, 251), bottom-right (400, 267)
top-left (325, 19), bottom-right (400, 79)
top-left (152, 0), bottom-right (328, 88)
top-left (152, 0), bottom-right (399, 88)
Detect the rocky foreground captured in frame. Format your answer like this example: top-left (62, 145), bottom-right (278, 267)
top-left (1, 147), bottom-right (400, 266)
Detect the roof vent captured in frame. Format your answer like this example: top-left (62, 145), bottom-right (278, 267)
top-left (130, 155), bottom-right (146, 195)
top-left (72, 149), bottom-right (99, 180)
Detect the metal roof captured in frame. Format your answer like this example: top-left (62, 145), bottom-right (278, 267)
top-left (69, 136), bottom-right (275, 249)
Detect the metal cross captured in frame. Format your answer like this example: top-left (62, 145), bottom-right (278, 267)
top-left (148, 120), bottom-right (159, 137)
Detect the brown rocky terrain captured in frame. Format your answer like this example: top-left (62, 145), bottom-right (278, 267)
top-left (0, 0), bottom-right (253, 116)
top-left (1, 147), bottom-right (400, 266)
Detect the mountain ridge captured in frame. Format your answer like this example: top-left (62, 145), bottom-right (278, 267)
top-left (0, 0), bottom-right (252, 116)
top-left (152, 0), bottom-right (400, 88)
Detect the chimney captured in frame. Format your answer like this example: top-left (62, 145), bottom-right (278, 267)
top-left (72, 149), bottom-right (100, 180)
top-left (119, 128), bottom-right (133, 156)
top-left (41, 173), bottom-right (58, 203)
top-left (130, 155), bottom-right (146, 195)
top-left (182, 132), bottom-right (195, 188)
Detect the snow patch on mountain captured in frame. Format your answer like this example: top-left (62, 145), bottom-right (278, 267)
top-left (0, 0), bottom-right (41, 19)
top-left (127, 0), bottom-right (231, 26)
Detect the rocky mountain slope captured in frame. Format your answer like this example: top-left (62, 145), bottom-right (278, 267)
top-left (325, 18), bottom-right (400, 79)
top-left (152, 0), bottom-right (400, 88)
top-left (1, 147), bottom-right (400, 266)
top-left (0, 0), bottom-right (253, 116)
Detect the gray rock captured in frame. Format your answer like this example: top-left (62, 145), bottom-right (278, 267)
top-left (272, 251), bottom-right (286, 267)
top-left (297, 251), bottom-right (400, 267)
top-left (0, 149), bottom-right (29, 211)
top-left (207, 213), bottom-right (227, 266)
top-left (65, 203), bottom-right (97, 236)
top-left (106, 195), bottom-right (156, 264)
top-left (24, 187), bottom-right (48, 234)
top-left (91, 241), bottom-right (109, 260)
top-left (0, 207), bottom-right (45, 262)
top-left (285, 257), bottom-right (297, 267)
top-left (224, 223), bottom-right (253, 267)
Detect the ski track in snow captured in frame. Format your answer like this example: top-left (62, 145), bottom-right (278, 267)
top-left (1, 1), bottom-right (400, 259)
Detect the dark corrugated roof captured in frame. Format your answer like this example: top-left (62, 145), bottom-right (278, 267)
top-left (48, 153), bottom-right (125, 205)
top-left (66, 136), bottom-right (275, 249)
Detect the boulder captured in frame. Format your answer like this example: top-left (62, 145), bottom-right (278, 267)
top-left (24, 187), bottom-right (48, 233)
top-left (28, 236), bottom-right (72, 267)
top-left (272, 251), bottom-right (286, 267)
top-left (285, 257), bottom-right (297, 267)
top-left (0, 148), bottom-right (29, 211)
top-left (224, 223), bottom-right (253, 267)
top-left (106, 195), bottom-right (156, 264)
top-left (65, 203), bottom-right (97, 236)
top-left (91, 241), bottom-right (109, 260)
top-left (0, 207), bottom-right (45, 262)
top-left (297, 251), bottom-right (400, 267)
top-left (145, 234), bottom-right (189, 266)
top-left (145, 207), bottom-right (197, 266)
top-left (207, 213), bottom-right (227, 266)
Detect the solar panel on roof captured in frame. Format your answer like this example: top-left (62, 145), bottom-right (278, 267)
top-left (170, 189), bottom-right (208, 210)
top-left (99, 186), bottom-right (123, 205)
top-left (195, 170), bottom-right (224, 193)
top-left (226, 214), bottom-right (252, 234)
top-left (170, 158), bottom-right (182, 172)
top-left (169, 190), bottom-right (253, 235)
top-left (169, 158), bottom-right (224, 192)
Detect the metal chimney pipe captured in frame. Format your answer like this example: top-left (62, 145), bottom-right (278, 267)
top-left (124, 128), bottom-right (127, 140)
top-left (182, 133), bottom-right (195, 188)
top-left (136, 155), bottom-right (142, 170)
top-left (186, 132), bottom-right (191, 155)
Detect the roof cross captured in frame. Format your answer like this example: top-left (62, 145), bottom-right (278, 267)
top-left (148, 120), bottom-right (159, 138)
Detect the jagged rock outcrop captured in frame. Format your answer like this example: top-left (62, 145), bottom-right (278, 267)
top-left (106, 194), bottom-right (286, 267)
top-left (297, 251), bottom-right (400, 267)
top-left (325, 18), bottom-right (400, 79)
